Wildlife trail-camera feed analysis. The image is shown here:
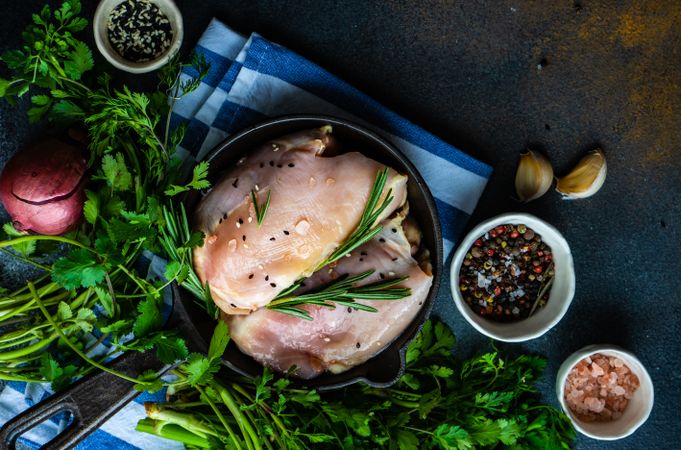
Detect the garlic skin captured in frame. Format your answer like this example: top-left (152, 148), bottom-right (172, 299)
top-left (515, 150), bottom-right (554, 202)
top-left (556, 149), bottom-right (607, 199)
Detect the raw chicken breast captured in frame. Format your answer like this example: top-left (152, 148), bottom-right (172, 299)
top-left (193, 127), bottom-right (408, 314)
top-left (226, 212), bottom-right (433, 378)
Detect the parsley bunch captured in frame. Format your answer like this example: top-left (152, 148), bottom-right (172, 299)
top-left (137, 320), bottom-right (575, 449)
top-left (0, 0), bottom-right (210, 391)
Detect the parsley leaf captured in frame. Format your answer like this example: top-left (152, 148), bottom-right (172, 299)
top-left (164, 161), bottom-right (211, 196)
top-left (2, 223), bottom-right (36, 256)
top-left (101, 153), bottom-right (133, 191)
top-left (132, 296), bottom-right (163, 337)
top-left (52, 249), bottom-right (108, 289)
top-left (184, 353), bottom-right (220, 387)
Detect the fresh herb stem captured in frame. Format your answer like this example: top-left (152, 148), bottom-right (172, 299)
top-left (0, 248), bottom-right (50, 271)
top-left (216, 385), bottom-right (262, 450)
top-left (195, 384), bottom-right (244, 450)
top-left (0, 236), bottom-right (93, 251)
top-left (0, 334), bottom-right (58, 361)
top-left (29, 282), bottom-right (152, 387)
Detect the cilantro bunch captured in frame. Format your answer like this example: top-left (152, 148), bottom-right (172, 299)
top-left (0, 0), bottom-right (210, 391)
top-left (138, 320), bottom-right (575, 449)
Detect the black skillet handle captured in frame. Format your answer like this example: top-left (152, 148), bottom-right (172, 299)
top-left (0, 349), bottom-right (168, 450)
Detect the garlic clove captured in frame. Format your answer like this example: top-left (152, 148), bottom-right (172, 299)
top-left (515, 149), bottom-right (554, 202)
top-left (556, 148), bottom-right (607, 199)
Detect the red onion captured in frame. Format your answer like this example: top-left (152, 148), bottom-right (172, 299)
top-left (0, 138), bottom-right (88, 235)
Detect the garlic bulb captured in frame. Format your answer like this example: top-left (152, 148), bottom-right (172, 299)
top-left (556, 148), bottom-right (607, 199)
top-left (515, 150), bottom-right (554, 202)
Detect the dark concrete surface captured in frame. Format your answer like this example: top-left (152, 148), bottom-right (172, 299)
top-left (1, 1), bottom-right (679, 449)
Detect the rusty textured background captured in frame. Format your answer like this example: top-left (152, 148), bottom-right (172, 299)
top-left (1, 1), bottom-right (679, 448)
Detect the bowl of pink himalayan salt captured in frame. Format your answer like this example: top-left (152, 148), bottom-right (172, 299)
top-left (556, 345), bottom-right (654, 440)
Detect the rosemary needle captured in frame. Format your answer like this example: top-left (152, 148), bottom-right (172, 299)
top-left (251, 189), bottom-right (271, 227)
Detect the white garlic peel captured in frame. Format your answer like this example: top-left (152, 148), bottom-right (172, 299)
top-left (515, 149), bottom-right (554, 202)
top-left (556, 148), bottom-right (607, 199)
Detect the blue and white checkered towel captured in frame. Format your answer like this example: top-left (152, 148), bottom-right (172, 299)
top-left (0, 19), bottom-right (491, 449)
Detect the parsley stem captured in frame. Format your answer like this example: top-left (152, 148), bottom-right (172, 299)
top-left (0, 236), bottom-right (93, 251)
top-left (215, 385), bottom-right (261, 450)
top-left (29, 282), bottom-right (150, 386)
top-left (0, 334), bottom-right (58, 361)
top-left (0, 248), bottom-right (50, 271)
top-left (194, 384), bottom-right (244, 450)
top-left (57, 76), bottom-right (91, 93)
top-left (0, 374), bottom-right (49, 383)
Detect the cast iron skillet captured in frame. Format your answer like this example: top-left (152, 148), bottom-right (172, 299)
top-left (0, 115), bottom-right (442, 449)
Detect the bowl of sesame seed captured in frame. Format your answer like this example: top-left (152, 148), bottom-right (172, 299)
top-left (94, 0), bottom-right (183, 73)
top-left (450, 212), bottom-right (575, 342)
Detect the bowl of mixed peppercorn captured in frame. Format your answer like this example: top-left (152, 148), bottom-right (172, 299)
top-left (450, 213), bottom-right (575, 342)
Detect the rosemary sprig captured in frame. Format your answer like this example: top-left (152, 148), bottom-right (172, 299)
top-left (251, 189), bottom-right (271, 227)
top-left (267, 270), bottom-right (411, 320)
top-left (315, 169), bottom-right (393, 270)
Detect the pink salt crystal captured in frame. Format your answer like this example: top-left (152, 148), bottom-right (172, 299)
top-left (584, 397), bottom-right (605, 413)
top-left (613, 386), bottom-right (626, 396)
top-left (591, 363), bottom-right (605, 377)
top-left (613, 358), bottom-right (624, 368)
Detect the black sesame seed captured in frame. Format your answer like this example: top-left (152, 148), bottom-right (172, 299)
top-left (379, 273), bottom-right (385, 280)
top-left (288, 163), bottom-right (295, 167)
top-left (248, 274), bottom-right (254, 279)
top-left (276, 164), bottom-right (283, 168)
top-left (301, 282), bottom-right (306, 287)
top-left (232, 178), bottom-right (239, 188)
top-left (391, 228), bottom-right (397, 233)
top-left (359, 258), bottom-right (364, 262)
top-left (379, 238), bottom-right (386, 243)
top-left (269, 161), bottom-right (274, 167)
top-left (265, 275), bottom-right (269, 281)
top-left (270, 283), bottom-right (277, 288)
top-left (242, 235), bottom-right (246, 241)
top-left (347, 307), bottom-right (352, 313)
top-left (356, 342), bottom-right (361, 348)
top-left (230, 303), bottom-right (237, 308)
top-left (269, 237), bottom-right (276, 241)
top-left (392, 257), bottom-right (398, 262)
top-left (238, 218), bottom-right (244, 224)
top-left (223, 213), bottom-right (228, 220)
top-left (360, 252), bottom-right (367, 256)
top-left (259, 163), bottom-right (265, 168)
top-left (283, 230), bottom-right (290, 235)
top-left (219, 218), bottom-right (223, 224)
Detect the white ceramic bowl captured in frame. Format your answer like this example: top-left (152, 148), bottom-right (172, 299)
top-left (556, 345), bottom-right (654, 440)
top-left (449, 212), bottom-right (575, 342)
top-left (93, 0), bottom-right (184, 73)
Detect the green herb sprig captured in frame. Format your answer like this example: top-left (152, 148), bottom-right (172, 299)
top-left (266, 270), bottom-right (411, 320)
top-left (250, 189), bottom-right (271, 227)
top-left (137, 320), bottom-right (576, 449)
top-left (316, 168), bottom-right (393, 270)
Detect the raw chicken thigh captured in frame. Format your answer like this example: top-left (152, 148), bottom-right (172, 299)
top-left (226, 211), bottom-right (433, 378)
top-left (193, 127), bottom-right (408, 314)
